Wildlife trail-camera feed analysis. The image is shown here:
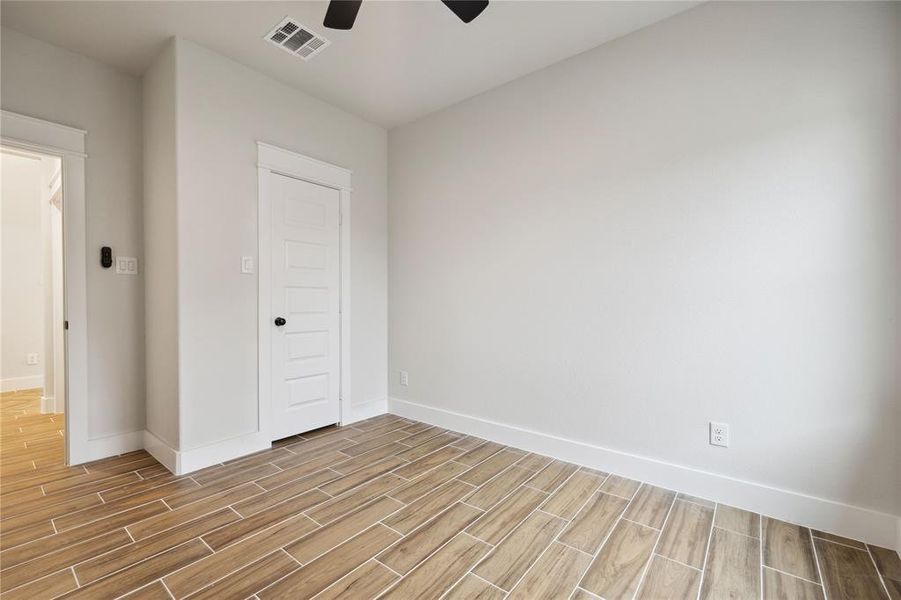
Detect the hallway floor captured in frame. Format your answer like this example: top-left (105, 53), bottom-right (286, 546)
top-left (0, 394), bottom-right (898, 599)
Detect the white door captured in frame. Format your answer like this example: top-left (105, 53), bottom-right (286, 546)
top-left (269, 172), bottom-right (341, 440)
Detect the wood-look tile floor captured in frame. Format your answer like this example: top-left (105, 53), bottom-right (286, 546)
top-left (1, 389), bottom-right (899, 599)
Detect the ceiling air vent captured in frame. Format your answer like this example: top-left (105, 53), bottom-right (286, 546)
top-left (265, 17), bottom-right (330, 61)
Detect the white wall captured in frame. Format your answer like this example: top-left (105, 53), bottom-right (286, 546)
top-left (1, 27), bottom-right (145, 438)
top-left (143, 39), bottom-right (180, 448)
top-left (146, 38), bottom-right (388, 454)
top-left (1, 152), bottom-right (44, 390)
top-left (389, 0), bottom-right (900, 522)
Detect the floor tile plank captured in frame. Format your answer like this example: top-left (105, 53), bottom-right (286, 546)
top-left (622, 484), bottom-right (676, 529)
top-left (580, 519), bottom-right (659, 599)
top-left (389, 460), bottom-right (469, 504)
top-left (526, 459), bottom-right (578, 493)
top-left (458, 449), bottom-right (525, 487)
top-left (378, 501), bottom-right (483, 574)
top-left (558, 491), bottom-right (629, 554)
top-left (762, 517), bottom-right (820, 582)
top-left (474, 510), bottom-right (566, 590)
top-left (715, 504), bottom-right (760, 538)
top-left (383, 479), bottom-right (475, 534)
top-left (657, 499), bottom-right (714, 569)
top-left (508, 542), bottom-right (592, 600)
top-left (599, 475), bottom-right (641, 499)
top-left (541, 469), bottom-right (604, 520)
top-left (285, 496), bottom-right (403, 563)
top-left (763, 566), bottom-right (825, 600)
top-left (699, 527), bottom-right (761, 600)
top-left (185, 550), bottom-right (299, 600)
top-left (260, 524), bottom-right (400, 599)
top-left (380, 533), bottom-right (490, 599)
top-left (315, 559), bottom-right (399, 600)
top-left (163, 513), bottom-right (318, 598)
top-left (464, 465), bottom-right (533, 511)
top-left (814, 538), bottom-right (888, 600)
top-left (636, 555), bottom-right (701, 600)
top-left (60, 539), bottom-right (212, 599)
top-left (466, 485), bottom-right (547, 545)
top-left (445, 573), bottom-right (506, 599)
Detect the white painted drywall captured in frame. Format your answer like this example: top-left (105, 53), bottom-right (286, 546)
top-left (143, 39), bottom-right (180, 448)
top-left (389, 1), bottom-right (900, 518)
top-left (1, 27), bottom-right (145, 437)
top-left (151, 39), bottom-right (388, 452)
top-left (1, 152), bottom-right (44, 390)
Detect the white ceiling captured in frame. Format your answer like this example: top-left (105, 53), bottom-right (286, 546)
top-left (0, 1), bottom-right (699, 128)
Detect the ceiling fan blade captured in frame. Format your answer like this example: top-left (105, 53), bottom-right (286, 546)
top-left (441, 0), bottom-right (489, 23)
top-left (324, 0), bottom-right (363, 30)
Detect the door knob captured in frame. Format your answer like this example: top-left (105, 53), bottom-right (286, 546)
top-left (274, 317), bottom-right (286, 327)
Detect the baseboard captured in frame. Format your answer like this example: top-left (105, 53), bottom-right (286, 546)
top-left (1, 376), bottom-right (43, 393)
top-left (342, 397), bottom-right (388, 425)
top-left (40, 395), bottom-right (55, 414)
top-left (143, 430), bottom-right (271, 475)
top-left (389, 397), bottom-right (900, 551)
top-left (142, 430), bottom-right (179, 473)
top-left (69, 430), bottom-right (144, 464)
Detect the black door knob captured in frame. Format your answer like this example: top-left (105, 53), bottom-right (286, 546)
top-left (274, 317), bottom-right (286, 327)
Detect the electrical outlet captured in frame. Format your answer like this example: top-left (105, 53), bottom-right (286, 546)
top-left (241, 256), bottom-right (254, 274)
top-left (399, 370), bottom-right (409, 386)
top-left (26, 353), bottom-right (38, 365)
top-left (710, 422), bottom-right (729, 447)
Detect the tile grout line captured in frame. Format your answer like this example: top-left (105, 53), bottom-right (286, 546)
top-left (762, 564), bottom-right (824, 588)
top-left (759, 513), bottom-right (764, 600)
top-left (694, 502), bottom-right (719, 600)
top-left (653, 552), bottom-right (703, 573)
top-left (629, 491), bottom-right (678, 599)
top-left (476, 465), bottom-right (585, 596)
top-left (864, 542), bottom-right (892, 599)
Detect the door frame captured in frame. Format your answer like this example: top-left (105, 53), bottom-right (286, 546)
top-left (256, 142), bottom-right (352, 440)
top-left (1, 110), bottom-right (89, 464)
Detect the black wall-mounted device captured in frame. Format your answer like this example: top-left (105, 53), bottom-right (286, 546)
top-left (101, 246), bottom-right (113, 269)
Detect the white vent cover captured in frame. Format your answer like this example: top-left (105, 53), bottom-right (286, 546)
top-left (265, 17), bottom-right (330, 61)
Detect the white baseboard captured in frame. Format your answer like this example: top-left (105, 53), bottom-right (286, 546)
top-left (389, 397), bottom-right (900, 551)
top-left (40, 395), bottom-right (55, 414)
top-left (142, 430), bottom-right (179, 473)
top-left (68, 430), bottom-right (144, 465)
top-left (342, 397), bottom-right (388, 425)
top-left (1, 375), bottom-right (43, 393)
top-left (143, 430), bottom-right (271, 476)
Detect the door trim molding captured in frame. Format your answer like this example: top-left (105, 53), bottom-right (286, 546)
top-left (1, 110), bottom-right (96, 465)
top-left (256, 142), bottom-right (353, 444)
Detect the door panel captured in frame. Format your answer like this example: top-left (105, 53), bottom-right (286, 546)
top-left (270, 172), bottom-right (340, 440)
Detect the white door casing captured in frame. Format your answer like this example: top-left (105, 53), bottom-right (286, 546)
top-left (0, 110), bottom-right (92, 463)
top-left (269, 173), bottom-right (340, 439)
top-left (257, 142), bottom-right (352, 443)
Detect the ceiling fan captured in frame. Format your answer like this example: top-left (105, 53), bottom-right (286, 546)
top-left (323, 0), bottom-right (489, 30)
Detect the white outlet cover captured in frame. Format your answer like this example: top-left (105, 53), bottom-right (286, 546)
top-left (399, 370), bottom-right (409, 386)
top-left (26, 353), bottom-right (39, 365)
top-left (709, 422), bottom-right (729, 447)
top-left (241, 256), bottom-right (254, 274)
top-left (116, 257), bottom-right (139, 275)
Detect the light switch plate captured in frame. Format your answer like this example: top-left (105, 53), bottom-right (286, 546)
top-left (116, 257), bottom-right (138, 275)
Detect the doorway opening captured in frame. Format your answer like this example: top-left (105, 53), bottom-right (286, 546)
top-left (1, 145), bottom-right (66, 466)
